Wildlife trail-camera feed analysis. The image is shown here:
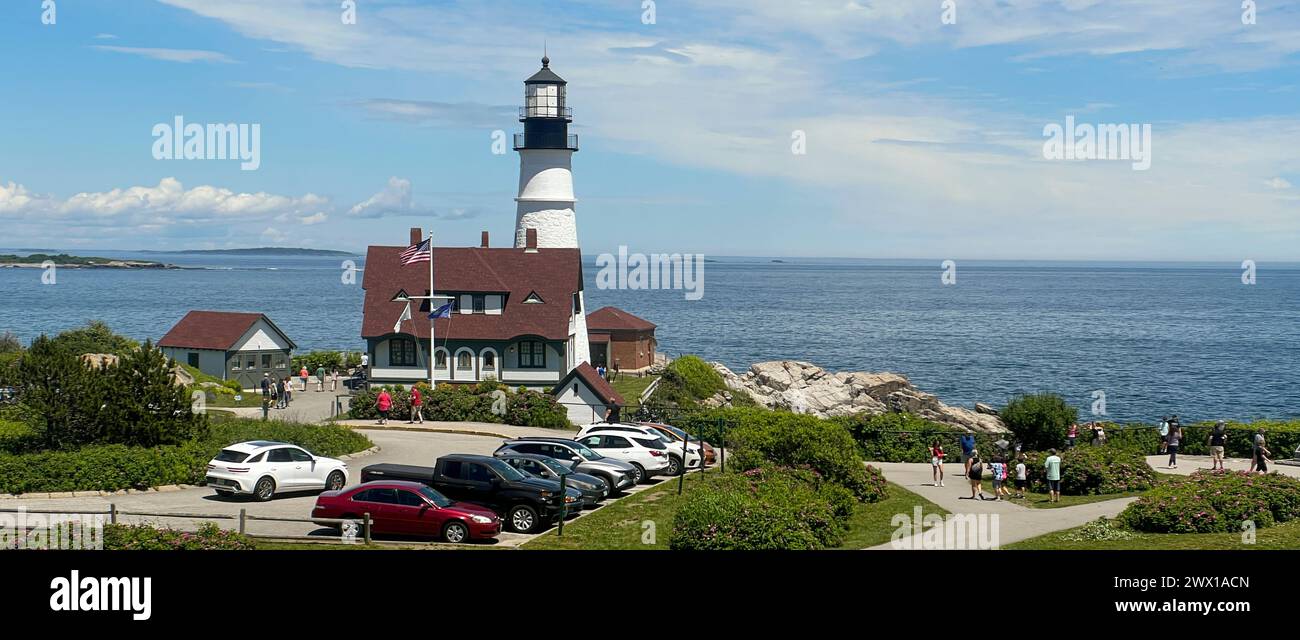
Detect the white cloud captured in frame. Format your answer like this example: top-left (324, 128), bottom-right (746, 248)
top-left (92, 45), bottom-right (236, 64)
top-left (1265, 176), bottom-right (1293, 189)
top-left (346, 177), bottom-right (481, 220)
top-left (299, 212), bottom-right (328, 225)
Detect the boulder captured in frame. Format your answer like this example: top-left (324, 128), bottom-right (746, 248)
top-left (709, 359), bottom-right (1007, 433)
top-left (975, 402), bottom-right (998, 416)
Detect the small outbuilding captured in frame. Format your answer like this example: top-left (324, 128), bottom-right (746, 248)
top-left (586, 306), bottom-right (657, 374)
top-left (552, 362), bottom-right (626, 426)
top-left (158, 310), bottom-right (296, 390)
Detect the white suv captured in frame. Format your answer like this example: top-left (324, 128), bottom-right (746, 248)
top-left (206, 441), bottom-right (349, 501)
top-left (575, 430), bottom-right (672, 483)
top-left (578, 423), bottom-right (702, 475)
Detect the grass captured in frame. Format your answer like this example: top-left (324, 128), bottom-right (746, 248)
top-left (207, 394), bottom-right (267, 409)
top-left (1007, 518), bottom-right (1300, 550)
top-left (831, 481), bottom-right (951, 549)
top-left (523, 473), bottom-right (703, 550)
top-left (609, 374), bottom-right (659, 404)
top-left (971, 479), bottom-right (1149, 509)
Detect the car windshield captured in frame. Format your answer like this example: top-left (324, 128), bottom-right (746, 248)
top-left (536, 457), bottom-right (571, 475)
top-left (214, 449), bottom-right (249, 463)
top-left (568, 442), bottom-right (603, 460)
top-left (486, 458), bottom-right (527, 482)
top-left (634, 437), bottom-right (667, 450)
top-left (418, 486), bottom-right (453, 508)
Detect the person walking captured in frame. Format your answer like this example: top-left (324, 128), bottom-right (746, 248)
top-left (964, 455), bottom-right (988, 500)
top-left (283, 376), bottom-right (293, 406)
top-left (960, 433), bottom-right (976, 477)
top-left (1044, 448), bottom-right (1063, 503)
top-left (989, 457), bottom-right (1006, 501)
top-left (1166, 421), bottom-right (1182, 469)
top-left (1207, 421), bottom-right (1228, 471)
top-left (1253, 428), bottom-right (1271, 474)
top-left (316, 365), bottom-right (326, 392)
top-left (275, 377), bottom-right (287, 409)
top-left (1066, 423), bottom-right (1079, 449)
top-left (930, 440), bottom-right (945, 487)
top-left (1158, 416), bottom-right (1170, 455)
top-left (299, 366), bottom-right (309, 392)
top-left (1013, 453), bottom-right (1028, 499)
top-left (376, 388), bottom-right (392, 425)
top-left (260, 373), bottom-right (271, 401)
top-left (330, 369), bottom-right (339, 392)
top-left (408, 385), bottom-right (424, 424)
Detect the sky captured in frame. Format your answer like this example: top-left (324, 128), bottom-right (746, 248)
top-left (0, 0), bottom-right (1297, 261)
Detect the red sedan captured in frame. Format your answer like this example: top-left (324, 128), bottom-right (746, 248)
top-left (312, 480), bottom-right (501, 543)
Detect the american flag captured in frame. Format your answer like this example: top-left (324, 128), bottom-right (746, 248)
top-left (399, 238), bottom-right (431, 265)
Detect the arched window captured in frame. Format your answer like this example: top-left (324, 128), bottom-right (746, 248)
top-left (482, 350), bottom-right (497, 371)
top-left (456, 352), bottom-right (473, 370)
top-left (434, 349), bottom-right (448, 369)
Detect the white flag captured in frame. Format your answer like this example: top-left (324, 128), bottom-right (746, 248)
top-left (393, 301), bottom-right (412, 332)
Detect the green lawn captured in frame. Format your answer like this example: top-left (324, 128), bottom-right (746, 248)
top-left (972, 479), bottom-right (1149, 509)
top-left (609, 374), bottom-right (659, 404)
top-left (207, 394), bottom-right (267, 409)
top-left (831, 482), bottom-right (951, 549)
top-left (1008, 518), bottom-right (1300, 550)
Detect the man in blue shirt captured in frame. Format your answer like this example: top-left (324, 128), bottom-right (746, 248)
top-left (960, 433), bottom-right (976, 477)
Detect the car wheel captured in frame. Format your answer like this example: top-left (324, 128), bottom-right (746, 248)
top-left (214, 489), bottom-right (234, 498)
top-left (325, 471), bottom-right (345, 491)
top-left (443, 521), bottom-right (470, 543)
top-left (667, 455), bottom-right (682, 476)
top-left (630, 464), bottom-right (646, 484)
top-left (507, 505), bottom-right (539, 533)
top-left (254, 476), bottom-right (276, 502)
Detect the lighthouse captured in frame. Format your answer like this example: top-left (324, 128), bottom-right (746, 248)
top-left (513, 55), bottom-right (590, 369)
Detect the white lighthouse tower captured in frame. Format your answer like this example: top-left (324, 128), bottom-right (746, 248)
top-left (514, 55), bottom-right (590, 369)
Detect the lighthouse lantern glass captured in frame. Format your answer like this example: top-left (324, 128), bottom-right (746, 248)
top-left (526, 83), bottom-right (564, 118)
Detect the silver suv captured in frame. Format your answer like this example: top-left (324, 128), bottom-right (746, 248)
top-left (494, 438), bottom-right (639, 494)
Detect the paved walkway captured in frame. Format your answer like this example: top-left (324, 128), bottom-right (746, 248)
top-left (225, 387), bottom-right (347, 423)
top-left (1143, 454), bottom-right (1300, 478)
top-left (865, 462), bottom-right (1137, 550)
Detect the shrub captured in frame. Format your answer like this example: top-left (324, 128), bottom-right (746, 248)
top-left (1121, 470), bottom-right (1300, 534)
top-left (103, 522), bottom-right (255, 551)
top-left (1023, 446), bottom-right (1156, 495)
top-left (650, 355), bottom-right (728, 408)
top-left (726, 410), bottom-right (880, 501)
top-left (207, 419), bottom-right (372, 458)
top-left (999, 393), bottom-right (1077, 451)
top-left (48, 320), bottom-right (138, 356)
top-left (291, 350), bottom-right (346, 375)
top-left (348, 383), bottom-right (570, 428)
top-left (836, 412), bottom-right (1005, 463)
top-left (670, 470), bottom-right (835, 550)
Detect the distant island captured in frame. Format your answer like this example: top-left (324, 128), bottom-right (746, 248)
top-left (140, 247), bottom-right (355, 257)
top-left (0, 253), bottom-right (175, 269)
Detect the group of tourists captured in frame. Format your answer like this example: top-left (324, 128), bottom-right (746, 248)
top-left (260, 373), bottom-right (296, 410)
top-left (297, 366), bottom-right (341, 393)
top-left (1065, 422), bottom-right (1108, 448)
top-left (372, 386), bottom-right (425, 426)
top-left (931, 436), bottom-right (1055, 502)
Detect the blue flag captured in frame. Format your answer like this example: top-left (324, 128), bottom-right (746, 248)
top-left (428, 302), bottom-right (452, 319)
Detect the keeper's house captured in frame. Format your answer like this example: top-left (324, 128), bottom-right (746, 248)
top-left (360, 228), bottom-right (589, 389)
top-left (158, 311), bottom-right (296, 390)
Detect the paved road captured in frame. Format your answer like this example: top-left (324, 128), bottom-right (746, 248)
top-left (3, 429), bottom-right (658, 548)
top-left (865, 462), bottom-right (1137, 550)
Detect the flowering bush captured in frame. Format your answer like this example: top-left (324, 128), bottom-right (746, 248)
top-left (670, 468), bottom-right (841, 550)
top-left (1023, 446), bottom-right (1156, 495)
top-left (1122, 470), bottom-right (1300, 533)
top-left (103, 522), bottom-right (255, 550)
top-left (348, 381), bottom-right (570, 428)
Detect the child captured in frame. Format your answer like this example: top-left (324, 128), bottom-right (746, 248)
top-left (930, 440), bottom-right (945, 487)
top-left (989, 457), bottom-right (1005, 501)
top-left (1014, 453), bottom-right (1028, 499)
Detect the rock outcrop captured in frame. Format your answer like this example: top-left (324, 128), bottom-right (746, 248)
top-left (81, 352), bottom-right (196, 387)
top-left (710, 360), bottom-right (1006, 433)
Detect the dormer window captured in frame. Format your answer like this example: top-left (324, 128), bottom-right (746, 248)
top-left (523, 291), bottom-right (544, 304)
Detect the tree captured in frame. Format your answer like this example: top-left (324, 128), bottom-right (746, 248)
top-left (100, 340), bottom-right (207, 447)
top-left (50, 321), bottom-right (138, 356)
top-left (0, 331), bottom-right (22, 354)
top-left (999, 393), bottom-right (1078, 451)
top-left (17, 336), bottom-right (106, 449)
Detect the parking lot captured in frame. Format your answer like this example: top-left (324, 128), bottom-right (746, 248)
top-left (4, 428), bottom-right (691, 548)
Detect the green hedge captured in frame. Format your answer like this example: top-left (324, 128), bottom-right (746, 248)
top-left (670, 468), bottom-right (844, 550)
top-left (835, 412), bottom-right (1006, 463)
top-left (1122, 470), bottom-right (1300, 534)
top-left (999, 392), bottom-right (1078, 451)
top-left (349, 382), bottom-right (570, 429)
top-left (104, 522), bottom-right (256, 550)
top-left (1022, 446), bottom-right (1156, 496)
top-left (0, 420), bottom-right (372, 495)
top-left (722, 409), bottom-right (883, 501)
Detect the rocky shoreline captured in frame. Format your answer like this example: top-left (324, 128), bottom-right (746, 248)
top-left (706, 360), bottom-right (1007, 433)
top-left (0, 260), bottom-right (176, 269)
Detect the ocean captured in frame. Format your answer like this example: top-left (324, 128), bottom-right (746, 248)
top-left (2, 251), bottom-right (1296, 424)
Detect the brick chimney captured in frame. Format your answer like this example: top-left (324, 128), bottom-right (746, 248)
top-left (409, 227), bottom-right (421, 246)
top-left (480, 231), bottom-right (490, 248)
top-left (524, 228), bottom-right (538, 253)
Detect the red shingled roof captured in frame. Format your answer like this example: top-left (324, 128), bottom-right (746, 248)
top-left (158, 311), bottom-right (295, 350)
top-left (555, 362), bottom-right (625, 406)
top-left (587, 306), bottom-right (656, 332)
top-left (361, 245), bottom-right (583, 341)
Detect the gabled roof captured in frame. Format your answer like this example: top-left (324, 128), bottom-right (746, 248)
top-left (586, 306), bottom-right (656, 332)
top-left (554, 362), bottom-right (625, 407)
top-left (158, 311), bottom-right (296, 351)
top-left (361, 245), bottom-right (583, 341)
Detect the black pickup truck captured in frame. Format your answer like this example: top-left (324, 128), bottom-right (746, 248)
top-left (361, 454), bottom-right (580, 533)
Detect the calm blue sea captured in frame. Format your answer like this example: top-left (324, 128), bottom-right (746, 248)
top-left (1, 251), bottom-right (1296, 424)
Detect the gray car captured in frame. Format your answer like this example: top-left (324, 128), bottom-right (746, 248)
top-left (495, 452), bottom-right (609, 507)
top-left (494, 438), bottom-right (639, 493)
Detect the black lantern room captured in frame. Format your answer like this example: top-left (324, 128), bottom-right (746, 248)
top-left (516, 56), bottom-right (578, 151)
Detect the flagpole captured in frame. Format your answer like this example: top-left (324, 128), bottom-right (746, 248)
top-left (436, 231), bottom-right (441, 390)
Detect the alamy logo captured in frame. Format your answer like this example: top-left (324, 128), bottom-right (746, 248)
top-left (595, 246), bottom-right (704, 300)
top-left (49, 570), bottom-right (151, 621)
top-left (152, 116), bottom-right (261, 170)
top-left (1, 508), bottom-right (104, 550)
top-left (891, 507), bottom-right (1000, 549)
top-left (1042, 116), bottom-right (1151, 171)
